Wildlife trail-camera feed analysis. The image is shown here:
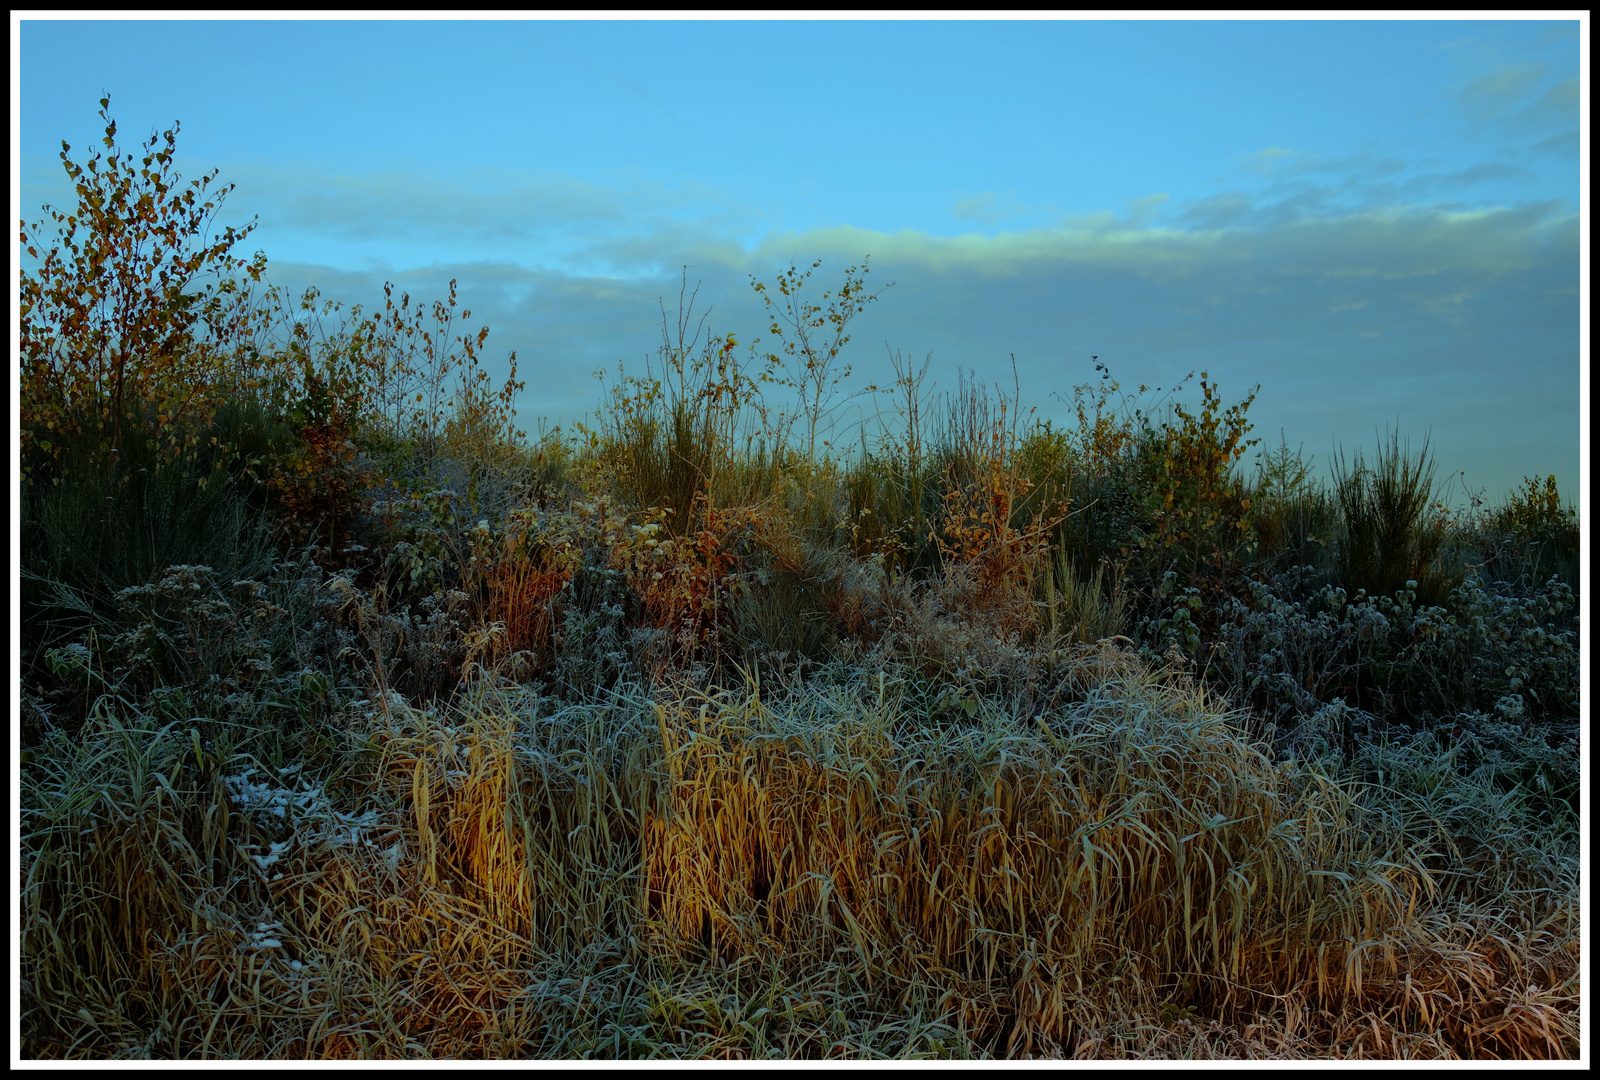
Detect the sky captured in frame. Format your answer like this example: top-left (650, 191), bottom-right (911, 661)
top-left (13, 14), bottom-right (1588, 506)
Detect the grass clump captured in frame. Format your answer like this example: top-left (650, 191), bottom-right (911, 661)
top-left (1332, 431), bottom-right (1459, 607)
top-left (23, 669), bottom-right (1578, 1058)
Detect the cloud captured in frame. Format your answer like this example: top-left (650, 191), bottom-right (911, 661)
top-left (1199, 147), bottom-right (1561, 232)
top-left (1238, 147), bottom-right (1295, 175)
top-left (1531, 130), bottom-right (1579, 158)
top-left (1237, 150), bottom-right (1410, 186)
top-left (1451, 59), bottom-right (1577, 157)
top-left (1124, 193), bottom-right (1170, 229)
top-left (217, 160), bottom-right (767, 275)
top-left (1513, 77), bottom-right (1579, 133)
top-left (1428, 161), bottom-right (1535, 187)
top-left (1457, 62), bottom-right (1548, 121)
top-left (1176, 192), bottom-right (1252, 231)
top-left (950, 189), bottom-right (1036, 224)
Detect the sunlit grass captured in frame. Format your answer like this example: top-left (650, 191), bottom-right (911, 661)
top-left (22, 652), bottom-right (1577, 1059)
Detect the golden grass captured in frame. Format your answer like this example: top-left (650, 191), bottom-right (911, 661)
top-left (21, 649), bottom-right (1579, 1059)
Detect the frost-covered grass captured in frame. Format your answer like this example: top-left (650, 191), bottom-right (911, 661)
top-left (22, 657), bottom-right (1579, 1059)
top-left (22, 350), bottom-right (1581, 1060)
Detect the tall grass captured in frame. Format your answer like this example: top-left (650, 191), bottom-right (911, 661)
top-left (1332, 431), bottom-right (1458, 606)
top-left (22, 660), bottom-right (1577, 1058)
top-left (590, 276), bottom-right (783, 539)
top-left (21, 416), bottom-right (280, 677)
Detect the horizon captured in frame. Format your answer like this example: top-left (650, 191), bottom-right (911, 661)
top-left (14, 14), bottom-right (1587, 506)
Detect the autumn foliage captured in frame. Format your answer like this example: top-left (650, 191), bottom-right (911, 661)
top-left (20, 97), bottom-right (267, 482)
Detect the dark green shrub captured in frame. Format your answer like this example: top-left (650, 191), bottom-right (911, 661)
top-left (22, 421), bottom-right (279, 667)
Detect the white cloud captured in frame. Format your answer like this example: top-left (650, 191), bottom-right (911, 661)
top-left (1238, 146), bottom-right (1295, 175)
top-left (950, 190), bottom-right (1036, 224)
top-left (1457, 62), bottom-right (1548, 120)
top-left (1124, 193), bottom-right (1170, 229)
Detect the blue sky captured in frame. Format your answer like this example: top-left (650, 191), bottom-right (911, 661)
top-left (15, 15), bottom-right (1587, 504)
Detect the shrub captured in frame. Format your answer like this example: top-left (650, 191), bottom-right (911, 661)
top-left (260, 338), bottom-right (374, 556)
top-left (28, 555), bottom-right (356, 765)
top-left (1134, 372), bottom-right (1260, 588)
top-left (240, 276), bottom-right (526, 557)
top-left (20, 95), bottom-right (271, 486)
top-left (1480, 475), bottom-right (1580, 590)
top-left (1209, 567), bottom-right (1578, 742)
top-left (748, 257), bottom-right (888, 465)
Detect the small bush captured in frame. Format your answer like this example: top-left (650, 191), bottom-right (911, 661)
top-left (1210, 567), bottom-right (1577, 746)
top-left (1134, 372), bottom-right (1260, 587)
top-left (1479, 475), bottom-right (1580, 590)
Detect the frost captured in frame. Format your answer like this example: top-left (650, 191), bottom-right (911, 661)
top-left (225, 768), bottom-right (383, 845)
top-left (250, 841), bottom-right (290, 869)
top-left (240, 921), bottom-right (286, 951)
